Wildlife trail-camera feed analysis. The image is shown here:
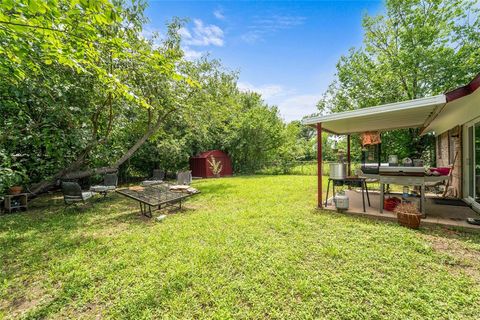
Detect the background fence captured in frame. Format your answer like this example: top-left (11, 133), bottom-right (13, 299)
top-left (256, 161), bottom-right (362, 176)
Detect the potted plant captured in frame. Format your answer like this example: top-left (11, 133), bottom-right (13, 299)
top-left (0, 168), bottom-right (27, 195)
top-left (207, 155), bottom-right (223, 178)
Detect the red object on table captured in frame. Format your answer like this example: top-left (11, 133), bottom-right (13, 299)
top-left (384, 197), bottom-right (401, 211)
top-left (430, 167), bottom-right (451, 175)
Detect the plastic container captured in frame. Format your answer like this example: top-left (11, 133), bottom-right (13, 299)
top-left (413, 159), bottom-right (424, 167)
top-left (384, 197), bottom-right (401, 211)
top-left (402, 157), bottom-right (413, 166)
top-left (403, 186), bottom-right (409, 198)
top-left (388, 155), bottom-right (398, 167)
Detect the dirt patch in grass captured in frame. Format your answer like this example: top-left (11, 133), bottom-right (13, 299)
top-left (3, 282), bottom-right (52, 319)
top-left (422, 234), bottom-right (480, 283)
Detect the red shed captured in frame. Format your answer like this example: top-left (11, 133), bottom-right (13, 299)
top-left (190, 150), bottom-right (233, 178)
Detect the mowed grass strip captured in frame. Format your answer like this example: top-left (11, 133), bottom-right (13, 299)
top-left (1, 175), bottom-right (479, 319)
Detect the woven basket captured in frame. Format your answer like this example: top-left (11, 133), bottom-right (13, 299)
top-left (395, 203), bottom-right (421, 229)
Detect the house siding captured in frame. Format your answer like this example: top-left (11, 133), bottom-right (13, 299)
top-left (436, 126), bottom-right (462, 197)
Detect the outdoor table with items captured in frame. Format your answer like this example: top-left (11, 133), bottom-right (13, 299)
top-left (364, 169), bottom-right (449, 217)
top-left (358, 131), bottom-right (452, 217)
top-left (116, 183), bottom-right (199, 217)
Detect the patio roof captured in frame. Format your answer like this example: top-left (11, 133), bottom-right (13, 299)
top-left (302, 94), bottom-right (446, 135)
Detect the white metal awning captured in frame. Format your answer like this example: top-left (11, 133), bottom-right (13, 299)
top-left (302, 95), bottom-right (446, 135)
top-left (423, 86), bottom-right (480, 135)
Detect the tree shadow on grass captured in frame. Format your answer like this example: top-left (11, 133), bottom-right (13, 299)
top-left (1, 229), bottom-right (104, 318)
top-left (0, 194), bottom-right (137, 306)
top-left (1, 193), bottom-right (202, 318)
top-left (101, 200), bottom-right (201, 225)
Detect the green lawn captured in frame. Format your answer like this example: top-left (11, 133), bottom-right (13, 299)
top-left (1, 176), bottom-right (480, 319)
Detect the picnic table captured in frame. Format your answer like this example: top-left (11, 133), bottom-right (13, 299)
top-left (116, 184), bottom-right (199, 217)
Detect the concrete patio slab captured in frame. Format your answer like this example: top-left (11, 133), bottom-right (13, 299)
top-left (324, 189), bottom-right (480, 231)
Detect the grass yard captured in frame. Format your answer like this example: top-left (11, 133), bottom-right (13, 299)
top-left (1, 175), bottom-right (480, 319)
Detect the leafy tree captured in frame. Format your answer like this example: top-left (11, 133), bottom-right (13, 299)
top-left (0, 1), bottom-right (188, 193)
top-left (0, 0), bottom-right (318, 194)
top-left (227, 93), bottom-right (285, 173)
top-left (0, 0), bottom-right (150, 104)
top-left (318, 0), bottom-right (480, 161)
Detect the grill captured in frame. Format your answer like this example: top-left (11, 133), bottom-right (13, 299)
top-left (379, 166), bottom-right (424, 177)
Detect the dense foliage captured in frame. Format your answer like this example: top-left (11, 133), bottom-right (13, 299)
top-left (3, 0), bottom-right (477, 193)
top-left (0, 0), bottom-right (313, 193)
top-left (317, 0), bottom-right (480, 163)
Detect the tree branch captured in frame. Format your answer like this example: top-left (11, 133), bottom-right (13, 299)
top-left (0, 20), bottom-right (88, 41)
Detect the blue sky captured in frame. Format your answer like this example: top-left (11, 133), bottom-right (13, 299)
top-left (146, 0), bottom-right (384, 121)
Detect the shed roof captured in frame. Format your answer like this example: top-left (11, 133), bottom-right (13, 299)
top-left (193, 150), bottom-right (228, 159)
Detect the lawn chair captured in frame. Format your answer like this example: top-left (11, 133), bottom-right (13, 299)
top-left (142, 169), bottom-right (165, 186)
top-left (90, 173), bottom-right (118, 197)
top-left (425, 180), bottom-right (446, 196)
top-left (176, 170), bottom-right (192, 185)
top-left (61, 182), bottom-right (93, 206)
top-left (356, 168), bottom-right (380, 190)
top-left (152, 169), bottom-right (165, 181)
top-left (426, 154), bottom-right (457, 197)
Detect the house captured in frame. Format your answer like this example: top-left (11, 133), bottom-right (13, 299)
top-left (302, 73), bottom-right (480, 217)
top-left (425, 73), bottom-right (480, 211)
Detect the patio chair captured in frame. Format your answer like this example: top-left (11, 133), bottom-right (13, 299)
top-left (356, 168), bottom-right (379, 189)
top-left (90, 173), bottom-right (118, 197)
top-left (61, 182), bottom-right (93, 206)
top-left (152, 169), bottom-right (165, 181)
top-left (425, 180), bottom-right (445, 196)
top-left (142, 169), bottom-right (165, 186)
top-left (426, 161), bottom-right (456, 197)
top-left (176, 170), bottom-right (192, 185)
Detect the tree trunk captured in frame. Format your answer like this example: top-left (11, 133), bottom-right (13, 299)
top-left (29, 146), bottom-right (92, 194)
top-left (29, 110), bottom-right (173, 195)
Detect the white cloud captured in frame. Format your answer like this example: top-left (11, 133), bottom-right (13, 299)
top-left (242, 15), bottom-right (306, 44)
top-left (240, 33), bottom-right (262, 44)
top-left (238, 81), bottom-right (319, 121)
top-left (213, 9), bottom-right (225, 20)
top-left (237, 82), bottom-right (288, 100)
top-left (277, 94), bottom-right (321, 122)
top-left (182, 46), bottom-right (204, 60)
top-left (180, 19), bottom-right (224, 47)
top-left (141, 26), bottom-right (164, 48)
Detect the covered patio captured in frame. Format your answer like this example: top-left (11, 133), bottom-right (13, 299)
top-left (325, 189), bottom-right (480, 230)
top-left (302, 93), bottom-right (480, 230)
